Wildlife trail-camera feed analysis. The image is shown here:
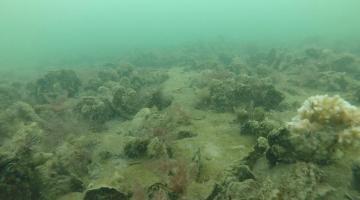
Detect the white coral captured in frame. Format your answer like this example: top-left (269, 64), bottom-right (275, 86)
top-left (298, 95), bottom-right (359, 126)
top-left (288, 95), bottom-right (360, 145)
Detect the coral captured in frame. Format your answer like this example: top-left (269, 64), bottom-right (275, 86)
top-left (289, 95), bottom-right (360, 145)
top-left (295, 95), bottom-right (359, 126)
top-left (28, 69), bottom-right (81, 104)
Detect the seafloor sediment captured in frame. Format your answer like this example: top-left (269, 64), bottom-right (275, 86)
top-left (1, 45), bottom-right (360, 200)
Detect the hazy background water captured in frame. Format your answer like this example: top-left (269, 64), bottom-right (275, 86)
top-left (1, 0), bottom-right (360, 68)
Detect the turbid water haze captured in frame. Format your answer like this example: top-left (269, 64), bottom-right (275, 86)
top-left (1, 0), bottom-right (359, 67)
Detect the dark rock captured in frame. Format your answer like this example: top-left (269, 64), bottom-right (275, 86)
top-left (231, 165), bottom-right (255, 182)
top-left (0, 154), bottom-right (42, 200)
top-left (84, 187), bottom-right (129, 200)
top-left (147, 183), bottom-right (176, 200)
top-left (242, 137), bottom-right (269, 168)
top-left (112, 86), bottom-right (139, 119)
top-left (240, 120), bottom-right (274, 137)
top-left (352, 160), bottom-right (360, 191)
top-left (147, 88), bottom-right (173, 110)
top-left (176, 130), bottom-right (197, 140)
top-left (75, 96), bottom-right (115, 125)
top-left (266, 127), bottom-right (296, 165)
top-left (28, 70), bottom-right (81, 104)
top-left (266, 127), bottom-right (338, 166)
top-left (124, 138), bottom-right (149, 159)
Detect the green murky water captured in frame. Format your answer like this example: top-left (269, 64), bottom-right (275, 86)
top-left (1, 1), bottom-right (360, 200)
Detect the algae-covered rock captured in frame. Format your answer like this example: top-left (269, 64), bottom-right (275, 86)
top-left (112, 86), bottom-right (140, 119)
top-left (266, 127), bottom-right (296, 165)
top-left (123, 138), bottom-right (149, 159)
top-left (236, 83), bottom-right (284, 110)
top-left (0, 85), bottom-right (21, 110)
top-left (176, 130), bottom-right (197, 140)
top-left (97, 69), bottom-right (120, 82)
top-left (266, 127), bottom-right (338, 165)
top-left (0, 154), bottom-right (42, 200)
top-left (6, 101), bottom-right (43, 123)
top-left (240, 119), bottom-right (275, 137)
top-left (75, 96), bottom-right (114, 125)
top-left (41, 173), bottom-right (85, 199)
top-left (330, 54), bottom-right (358, 73)
top-left (146, 88), bottom-right (173, 110)
top-left (147, 137), bottom-right (169, 158)
top-left (266, 95), bottom-right (360, 165)
top-left (0, 101), bottom-right (43, 138)
top-left (235, 106), bottom-right (266, 123)
top-left (197, 74), bottom-right (284, 111)
top-left (207, 162), bottom-right (334, 200)
top-left (241, 136), bottom-right (269, 168)
top-left (230, 164), bottom-right (255, 182)
top-left (28, 69), bottom-right (81, 104)
top-left (84, 186), bottom-right (129, 200)
top-left (352, 160), bottom-right (360, 191)
top-left (147, 183), bottom-right (176, 200)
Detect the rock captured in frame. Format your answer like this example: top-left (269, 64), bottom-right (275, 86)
top-left (147, 183), bottom-right (175, 200)
top-left (112, 86), bottom-right (140, 119)
top-left (147, 137), bottom-right (169, 158)
top-left (176, 130), bottom-right (197, 140)
top-left (75, 96), bottom-right (114, 125)
top-left (83, 186), bottom-right (129, 200)
top-left (231, 165), bottom-right (255, 182)
top-left (0, 154), bottom-right (42, 200)
top-left (242, 137), bottom-right (269, 168)
top-left (240, 120), bottom-right (274, 137)
top-left (28, 70), bottom-right (81, 104)
top-left (352, 160), bottom-right (360, 191)
top-left (124, 138), bottom-right (149, 159)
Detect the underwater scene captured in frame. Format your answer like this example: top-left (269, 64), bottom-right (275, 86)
top-left (1, 0), bottom-right (360, 199)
